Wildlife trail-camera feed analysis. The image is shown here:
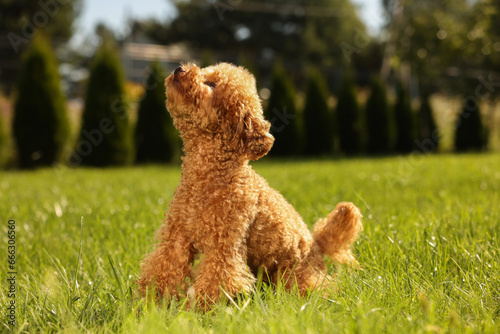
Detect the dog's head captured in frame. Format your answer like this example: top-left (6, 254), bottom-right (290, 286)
top-left (165, 62), bottom-right (274, 160)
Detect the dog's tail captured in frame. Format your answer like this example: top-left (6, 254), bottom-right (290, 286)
top-left (313, 202), bottom-right (363, 266)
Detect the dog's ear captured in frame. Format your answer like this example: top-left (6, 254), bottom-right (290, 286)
top-left (241, 113), bottom-right (274, 160)
top-left (226, 110), bottom-right (274, 160)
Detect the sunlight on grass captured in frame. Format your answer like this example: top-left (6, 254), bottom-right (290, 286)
top-left (0, 154), bottom-right (499, 333)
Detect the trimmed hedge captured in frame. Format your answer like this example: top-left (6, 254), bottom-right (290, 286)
top-left (394, 82), bottom-right (415, 153)
top-left (303, 68), bottom-right (333, 155)
top-left (264, 61), bottom-right (301, 156)
top-left (13, 35), bottom-right (69, 168)
top-left (336, 72), bottom-right (362, 155)
top-left (135, 61), bottom-right (177, 164)
top-left (418, 91), bottom-right (439, 152)
top-left (454, 98), bottom-right (486, 152)
top-left (76, 41), bottom-right (133, 166)
top-left (365, 76), bottom-right (391, 154)
top-left (0, 110), bottom-right (8, 167)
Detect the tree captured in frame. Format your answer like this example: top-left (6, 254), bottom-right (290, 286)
top-left (76, 41), bottom-right (133, 166)
top-left (264, 61), bottom-right (301, 156)
top-left (483, 0), bottom-right (500, 70)
top-left (135, 61), bottom-right (176, 164)
top-left (303, 68), bottom-right (333, 156)
top-left (365, 76), bottom-right (391, 154)
top-left (13, 35), bottom-right (69, 168)
top-left (0, 0), bottom-right (81, 39)
top-left (336, 71), bottom-right (362, 155)
top-left (454, 98), bottom-right (486, 152)
top-left (394, 82), bottom-right (415, 153)
top-left (381, 0), bottom-right (492, 96)
top-left (140, 0), bottom-right (365, 69)
top-left (418, 91), bottom-right (439, 151)
top-left (0, 0), bottom-right (82, 93)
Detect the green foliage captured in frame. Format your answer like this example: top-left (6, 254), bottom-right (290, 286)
top-left (302, 68), bottom-right (333, 156)
top-left (0, 0), bottom-right (82, 92)
top-left (135, 62), bottom-right (176, 164)
top-left (95, 22), bottom-right (116, 43)
top-left (418, 91), bottom-right (439, 151)
top-left (336, 72), bottom-right (362, 155)
top-left (200, 50), bottom-right (214, 68)
top-left (13, 35), bottom-right (69, 168)
top-left (148, 0), bottom-right (365, 68)
top-left (384, 0), bottom-right (499, 96)
top-left (394, 82), bottom-right (415, 153)
top-left (0, 110), bottom-right (8, 168)
top-left (77, 41), bottom-right (133, 166)
top-left (365, 76), bottom-right (391, 154)
top-left (484, 0), bottom-right (500, 68)
top-left (264, 61), bottom-right (301, 156)
top-left (386, 0), bottom-right (471, 73)
top-left (454, 98), bottom-right (487, 152)
top-left (1, 154), bottom-right (499, 332)
top-left (0, 0), bottom-right (82, 41)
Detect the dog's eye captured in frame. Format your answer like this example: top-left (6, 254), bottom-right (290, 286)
top-left (204, 81), bottom-right (216, 88)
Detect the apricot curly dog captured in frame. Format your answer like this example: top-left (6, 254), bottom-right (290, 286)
top-left (137, 62), bottom-right (363, 310)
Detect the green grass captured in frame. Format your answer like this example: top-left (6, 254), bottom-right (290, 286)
top-left (1, 153), bottom-right (499, 333)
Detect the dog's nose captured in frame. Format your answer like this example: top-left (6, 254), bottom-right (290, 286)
top-left (174, 66), bottom-right (185, 79)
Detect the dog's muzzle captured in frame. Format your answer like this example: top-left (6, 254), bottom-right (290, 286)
top-left (174, 66), bottom-right (185, 81)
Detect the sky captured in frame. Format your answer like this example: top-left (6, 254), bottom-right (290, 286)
top-left (73, 0), bottom-right (384, 44)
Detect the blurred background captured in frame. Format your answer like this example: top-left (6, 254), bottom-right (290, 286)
top-left (0, 0), bottom-right (499, 169)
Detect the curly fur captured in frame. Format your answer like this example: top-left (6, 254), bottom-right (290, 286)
top-left (137, 62), bottom-right (363, 311)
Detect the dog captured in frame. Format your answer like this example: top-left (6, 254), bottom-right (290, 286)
top-left (137, 62), bottom-right (363, 311)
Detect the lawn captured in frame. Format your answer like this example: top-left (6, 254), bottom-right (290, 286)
top-left (1, 153), bottom-right (499, 333)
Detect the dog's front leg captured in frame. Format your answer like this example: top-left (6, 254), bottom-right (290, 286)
top-left (191, 243), bottom-right (254, 311)
top-left (137, 221), bottom-right (195, 301)
top-left (190, 206), bottom-right (255, 311)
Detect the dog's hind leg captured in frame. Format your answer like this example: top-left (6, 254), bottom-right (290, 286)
top-left (271, 244), bottom-right (329, 295)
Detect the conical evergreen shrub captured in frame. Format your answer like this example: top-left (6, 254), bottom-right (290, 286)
top-left (303, 68), bottom-right (333, 156)
top-left (76, 41), bottom-right (133, 166)
top-left (264, 61), bottom-right (301, 156)
top-left (365, 76), bottom-right (391, 154)
top-left (454, 98), bottom-right (486, 152)
top-left (418, 91), bottom-right (439, 152)
top-left (135, 61), bottom-right (176, 164)
top-left (336, 72), bottom-right (362, 155)
top-left (394, 82), bottom-right (415, 153)
top-left (0, 111), bottom-right (8, 168)
top-left (13, 35), bottom-right (69, 168)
